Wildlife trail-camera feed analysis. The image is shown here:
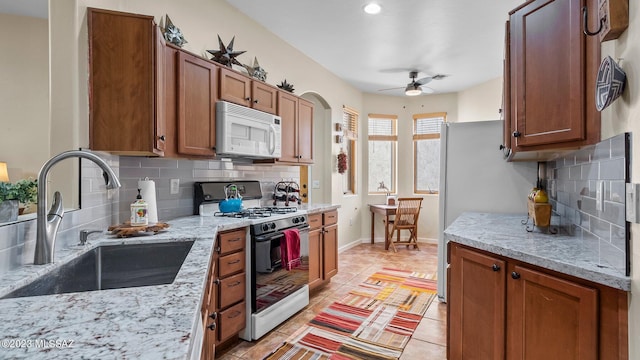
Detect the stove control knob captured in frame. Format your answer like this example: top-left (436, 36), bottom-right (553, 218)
top-left (298, 216), bottom-right (306, 223)
top-left (292, 217), bottom-right (299, 224)
top-left (261, 223), bottom-right (269, 232)
top-left (270, 223), bottom-right (276, 230)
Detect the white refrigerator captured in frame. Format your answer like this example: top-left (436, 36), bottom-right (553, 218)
top-left (436, 120), bottom-right (537, 301)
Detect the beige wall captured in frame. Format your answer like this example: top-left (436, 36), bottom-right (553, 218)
top-left (457, 77), bottom-right (503, 121)
top-left (0, 13), bottom-right (49, 182)
top-left (600, 2), bottom-right (639, 357)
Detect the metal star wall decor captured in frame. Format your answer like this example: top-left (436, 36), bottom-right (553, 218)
top-left (277, 79), bottom-right (295, 93)
top-left (244, 57), bottom-right (268, 81)
top-left (162, 15), bottom-right (187, 48)
top-left (206, 35), bottom-right (245, 68)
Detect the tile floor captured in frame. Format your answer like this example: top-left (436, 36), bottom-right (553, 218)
top-left (216, 242), bottom-right (447, 360)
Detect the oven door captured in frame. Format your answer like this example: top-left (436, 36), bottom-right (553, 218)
top-left (252, 226), bottom-right (309, 314)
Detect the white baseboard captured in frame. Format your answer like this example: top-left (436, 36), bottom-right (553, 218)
top-left (338, 238), bottom-right (364, 253)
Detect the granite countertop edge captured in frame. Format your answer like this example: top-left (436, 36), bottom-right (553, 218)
top-left (444, 212), bottom-right (631, 292)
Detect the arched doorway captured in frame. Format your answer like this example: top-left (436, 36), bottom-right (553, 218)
top-left (300, 92), bottom-right (331, 204)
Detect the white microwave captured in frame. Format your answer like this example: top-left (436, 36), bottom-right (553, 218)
top-left (215, 101), bottom-right (282, 159)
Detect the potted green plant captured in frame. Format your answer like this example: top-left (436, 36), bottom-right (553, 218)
top-left (0, 179), bottom-right (37, 221)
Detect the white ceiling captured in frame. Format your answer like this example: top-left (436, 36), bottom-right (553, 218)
top-left (225, 0), bottom-right (522, 97)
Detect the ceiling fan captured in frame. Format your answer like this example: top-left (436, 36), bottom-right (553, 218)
top-left (378, 71), bottom-right (448, 96)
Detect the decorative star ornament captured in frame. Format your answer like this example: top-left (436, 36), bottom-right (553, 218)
top-left (244, 57), bottom-right (268, 81)
top-left (162, 15), bottom-right (187, 48)
top-left (206, 35), bottom-right (246, 68)
top-left (277, 79), bottom-right (295, 93)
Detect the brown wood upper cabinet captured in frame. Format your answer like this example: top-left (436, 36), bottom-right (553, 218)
top-left (448, 243), bottom-right (628, 360)
top-left (277, 92), bottom-right (314, 164)
top-left (88, 8), bottom-right (166, 156)
top-left (176, 51), bottom-right (218, 157)
top-left (219, 67), bottom-right (278, 114)
top-left (505, 0), bottom-right (600, 160)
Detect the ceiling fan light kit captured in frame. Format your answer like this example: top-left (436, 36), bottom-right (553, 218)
top-left (405, 85), bottom-right (422, 96)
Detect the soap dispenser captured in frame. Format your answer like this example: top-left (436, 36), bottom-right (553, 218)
top-left (130, 189), bottom-right (148, 226)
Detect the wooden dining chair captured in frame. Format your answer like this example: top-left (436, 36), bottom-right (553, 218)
top-left (386, 197), bottom-right (423, 252)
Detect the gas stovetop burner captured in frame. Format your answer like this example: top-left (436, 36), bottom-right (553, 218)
top-left (213, 206), bottom-right (298, 219)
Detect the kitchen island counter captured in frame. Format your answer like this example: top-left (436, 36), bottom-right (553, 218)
top-left (444, 212), bottom-right (631, 291)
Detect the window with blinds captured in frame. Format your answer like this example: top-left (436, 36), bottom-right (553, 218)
top-left (413, 112), bottom-right (446, 194)
top-left (368, 114), bottom-right (397, 194)
top-left (342, 106), bottom-right (358, 195)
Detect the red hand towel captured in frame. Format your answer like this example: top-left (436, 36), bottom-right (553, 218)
top-left (282, 228), bottom-right (301, 270)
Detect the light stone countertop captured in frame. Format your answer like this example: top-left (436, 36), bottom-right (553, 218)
top-left (0, 203), bottom-right (339, 359)
top-left (444, 212), bottom-right (631, 291)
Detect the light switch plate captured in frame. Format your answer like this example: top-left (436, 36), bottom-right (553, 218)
top-left (312, 180), bottom-right (320, 189)
top-left (170, 179), bottom-right (180, 195)
top-left (625, 183), bottom-right (640, 223)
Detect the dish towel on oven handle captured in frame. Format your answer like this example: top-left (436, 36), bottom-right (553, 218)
top-left (281, 228), bottom-right (301, 270)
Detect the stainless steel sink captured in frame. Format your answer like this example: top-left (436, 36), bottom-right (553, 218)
top-left (2, 241), bottom-right (194, 299)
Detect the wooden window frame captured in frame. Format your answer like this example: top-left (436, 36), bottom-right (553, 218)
top-left (342, 106), bottom-right (358, 195)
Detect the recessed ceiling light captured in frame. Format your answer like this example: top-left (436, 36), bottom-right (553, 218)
top-left (363, 3), bottom-right (381, 15)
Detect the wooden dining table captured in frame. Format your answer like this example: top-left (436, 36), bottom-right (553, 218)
top-left (369, 203), bottom-right (397, 250)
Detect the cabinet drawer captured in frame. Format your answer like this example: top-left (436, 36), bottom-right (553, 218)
top-left (218, 272), bottom-right (245, 309)
top-left (217, 301), bottom-right (246, 342)
top-left (218, 251), bottom-right (245, 278)
top-left (308, 213), bottom-right (322, 230)
top-left (323, 210), bottom-right (338, 226)
top-left (218, 229), bottom-right (246, 255)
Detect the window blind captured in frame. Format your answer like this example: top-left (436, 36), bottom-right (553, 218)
top-left (343, 106), bottom-right (358, 139)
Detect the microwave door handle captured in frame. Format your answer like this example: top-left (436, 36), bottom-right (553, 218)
top-left (269, 124), bottom-right (277, 155)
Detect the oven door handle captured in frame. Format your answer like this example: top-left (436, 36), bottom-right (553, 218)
top-left (255, 233), bottom-right (284, 242)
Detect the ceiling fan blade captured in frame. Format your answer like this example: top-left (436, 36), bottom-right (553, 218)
top-left (415, 77), bottom-right (433, 86)
top-left (421, 86), bottom-right (435, 94)
top-left (377, 86), bottom-right (405, 92)
top-left (431, 74), bottom-right (448, 80)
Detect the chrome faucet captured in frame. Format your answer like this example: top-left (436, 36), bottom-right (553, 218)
top-left (33, 150), bottom-right (121, 264)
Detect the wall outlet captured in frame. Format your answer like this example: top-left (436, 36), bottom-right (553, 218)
top-left (626, 183), bottom-right (640, 223)
top-left (170, 179), bottom-right (180, 195)
top-left (312, 180), bottom-right (320, 189)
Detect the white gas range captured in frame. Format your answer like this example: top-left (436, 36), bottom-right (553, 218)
top-left (193, 181), bottom-right (310, 341)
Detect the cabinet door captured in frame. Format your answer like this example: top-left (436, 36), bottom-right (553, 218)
top-left (163, 45), bottom-right (178, 158)
top-left (277, 91), bottom-right (299, 163)
top-left (177, 52), bottom-right (217, 157)
top-left (322, 224), bottom-right (338, 280)
top-left (510, 0), bottom-right (587, 147)
top-left (88, 9), bottom-right (163, 156)
top-left (501, 20), bottom-right (512, 159)
top-left (219, 67), bottom-right (252, 107)
top-left (308, 228), bottom-right (323, 291)
top-left (297, 98), bottom-right (314, 164)
top-left (506, 263), bottom-right (598, 360)
top-left (449, 244), bottom-right (506, 360)
top-left (252, 82), bottom-right (278, 114)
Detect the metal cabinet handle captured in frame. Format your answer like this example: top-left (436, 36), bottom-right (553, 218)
top-left (228, 237), bottom-right (242, 242)
top-left (228, 281), bottom-right (242, 287)
top-left (245, 97), bottom-right (251, 101)
top-left (511, 271), bottom-right (521, 279)
top-left (159, 135), bottom-right (166, 141)
top-left (512, 131), bottom-right (521, 138)
top-left (208, 312), bottom-right (217, 320)
top-left (492, 264), bottom-right (501, 272)
top-left (213, 279), bottom-right (220, 285)
top-left (229, 311), bottom-right (242, 318)
top-left (228, 259), bottom-right (241, 265)
top-left (207, 323), bottom-right (216, 331)
top-left (254, 99), bottom-right (259, 104)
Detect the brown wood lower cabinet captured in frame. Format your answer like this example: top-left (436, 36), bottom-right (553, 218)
top-left (308, 210), bottom-right (338, 291)
top-left (201, 228), bottom-right (247, 359)
top-left (448, 243), bottom-right (628, 360)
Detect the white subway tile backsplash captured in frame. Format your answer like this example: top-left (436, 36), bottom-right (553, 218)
top-left (546, 132), bottom-right (630, 276)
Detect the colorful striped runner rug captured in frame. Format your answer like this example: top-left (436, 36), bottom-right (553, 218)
top-left (263, 268), bottom-right (437, 360)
